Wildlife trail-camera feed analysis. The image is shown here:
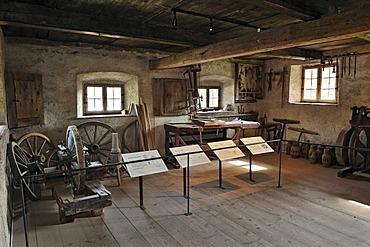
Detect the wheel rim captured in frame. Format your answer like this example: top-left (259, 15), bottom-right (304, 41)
top-left (77, 121), bottom-right (116, 164)
top-left (7, 142), bottom-right (43, 201)
top-left (335, 128), bottom-right (354, 166)
top-left (348, 127), bottom-right (370, 170)
top-left (17, 132), bottom-right (56, 169)
top-left (66, 125), bottom-right (86, 193)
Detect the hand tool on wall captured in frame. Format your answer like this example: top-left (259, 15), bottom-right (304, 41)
top-left (348, 55), bottom-right (351, 76)
top-left (354, 55), bottom-right (357, 79)
top-left (268, 69), bottom-right (273, 91)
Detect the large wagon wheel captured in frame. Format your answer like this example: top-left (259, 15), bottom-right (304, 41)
top-left (17, 132), bottom-right (56, 168)
top-left (335, 128), bottom-right (354, 166)
top-left (7, 142), bottom-right (44, 201)
top-left (77, 121), bottom-right (116, 165)
top-left (348, 127), bottom-right (370, 170)
top-left (66, 126), bottom-right (86, 194)
top-left (121, 120), bottom-right (140, 153)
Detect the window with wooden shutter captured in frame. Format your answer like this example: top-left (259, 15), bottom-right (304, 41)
top-left (5, 72), bottom-right (44, 128)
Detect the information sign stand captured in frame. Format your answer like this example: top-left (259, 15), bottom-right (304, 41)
top-left (207, 140), bottom-right (245, 189)
top-left (122, 150), bottom-right (168, 210)
top-left (240, 136), bottom-right (275, 182)
top-left (169, 145), bottom-right (210, 215)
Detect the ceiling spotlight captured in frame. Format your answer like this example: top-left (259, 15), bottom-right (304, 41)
top-left (172, 10), bottom-right (177, 27)
top-left (209, 18), bottom-right (214, 33)
top-left (257, 28), bottom-right (261, 33)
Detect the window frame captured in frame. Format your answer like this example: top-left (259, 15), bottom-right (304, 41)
top-left (198, 86), bottom-right (221, 110)
top-left (83, 83), bottom-right (124, 116)
top-left (301, 64), bottom-right (339, 104)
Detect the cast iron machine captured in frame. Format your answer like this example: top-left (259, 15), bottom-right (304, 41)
top-left (337, 106), bottom-right (370, 177)
top-left (52, 125), bottom-right (112, 223)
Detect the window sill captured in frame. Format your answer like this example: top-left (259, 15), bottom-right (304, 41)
top-left (77, 114), bottom-right (136, 119)
top-left (289, 102), bottom-right (338, 106)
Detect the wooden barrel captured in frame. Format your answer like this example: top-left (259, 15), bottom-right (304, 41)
top-left (290, 144), bottom-right (300, 158)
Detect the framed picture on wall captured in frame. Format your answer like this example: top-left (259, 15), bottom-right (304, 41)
top-left (234, 63), bottom-right (263, 102)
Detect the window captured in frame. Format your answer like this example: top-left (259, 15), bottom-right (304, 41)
top-left (301, 65), bottom-right (338, 103)
top-left (84, 84), bottom-right (124, 115)
top-left (198, 86), bottom-right (220, 109)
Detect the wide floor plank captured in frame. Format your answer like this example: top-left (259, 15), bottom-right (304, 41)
top-left (11, 153), bottom-right (370, 247)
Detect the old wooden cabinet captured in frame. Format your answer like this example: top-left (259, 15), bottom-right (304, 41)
top-left (153, 78), bottom-right (187, 116)
top-left (5, 72), bottom-right (44, 128)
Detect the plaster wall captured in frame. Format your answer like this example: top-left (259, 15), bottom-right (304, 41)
top-left (245, 57), bottom-right (370, 144)
top-left (4, 43), bottom-right (185, 150)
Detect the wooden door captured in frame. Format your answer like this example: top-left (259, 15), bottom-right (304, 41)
top-left (6, 72), bottom-right (44, 128)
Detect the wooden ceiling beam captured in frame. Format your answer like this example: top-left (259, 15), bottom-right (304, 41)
top-left (0, 2), bottom-right (212, 48)
top-left (323, 44), bottom-right (370, 57)
top-left (149, 7), bottom-right (370, 69)
top-left (241, 48), bottom-right (323, 60)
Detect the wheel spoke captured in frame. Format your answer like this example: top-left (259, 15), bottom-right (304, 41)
top-left (83, 127), bottom-right (93, 145)
top-left (38, 139), bottom-right (48, 155)
top-left (34, 136), bottom-right (38, 155)
top-left (99, 139), bottom-right (112, 148)
top-left (25, 138), bottom-right (35, 155)
top-left (96, 129), bottom-right (111, 145)
top-left (93, 125), bottom-right (98, 143)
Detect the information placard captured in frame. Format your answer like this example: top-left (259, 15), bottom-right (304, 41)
top-left (207, 140), bottom-right (245, 161)
top-left (170, 144), bottom-right (211, 168)
top-left (121, 150), bottom-right (168, 178)
top-left (240, 136), bottom-right (274, 155)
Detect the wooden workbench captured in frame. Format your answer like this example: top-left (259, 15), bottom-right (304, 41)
top-left (164, 120), bottom-right (260, 155)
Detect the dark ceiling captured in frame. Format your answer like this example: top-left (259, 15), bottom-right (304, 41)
top-left (1, 0), bottom-right (370, 63)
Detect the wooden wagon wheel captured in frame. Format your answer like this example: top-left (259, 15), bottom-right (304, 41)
top-left (121, 119), bottom-right (140, 153)
top-left (77, 121), bottom-right (116, 165)
top-left (335, 128), bottom-right (355, 166)
top-left (348, 127), bottom-right (370, 170)
top-left (17, 132), bottom-right (56, 168)
top-left (7, 142), bottom-right (44, 201)
top-left (66, 126), bottom-right (86, 194)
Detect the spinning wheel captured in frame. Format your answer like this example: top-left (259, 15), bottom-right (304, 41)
top-left (17, 133), bottom-right (56, 168)
top-left (7, 142), bottom-right (44, 201)
top-left (66, 126), bottom-right (86, 194)
top-left (348, 127), bottom-right (370, 170)
top-left (77, 121), bottom-right (116, 164)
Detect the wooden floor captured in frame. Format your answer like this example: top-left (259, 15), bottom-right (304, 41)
top-left (12, 153), bottom-right (370, 247)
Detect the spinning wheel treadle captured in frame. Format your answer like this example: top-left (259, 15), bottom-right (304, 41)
top-left (7, 142), bottom-right (44, 201)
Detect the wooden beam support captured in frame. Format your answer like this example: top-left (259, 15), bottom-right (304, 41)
top-left (241, 48), bottom-right (323, 60)
top-left (149, 7), bottom-right (370, 70)
top-left (323, 44), bottom-right (370, 57)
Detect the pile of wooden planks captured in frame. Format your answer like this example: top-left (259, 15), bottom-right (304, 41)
top-left (134, 98), bottom-right (156, 151)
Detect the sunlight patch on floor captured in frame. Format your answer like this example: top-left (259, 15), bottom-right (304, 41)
top-left (349, 200), bottom-right (370, 209)
top-left (228, 160), bottom-right (267, 171)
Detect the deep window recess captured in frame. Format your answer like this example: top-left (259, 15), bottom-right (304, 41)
top-left (198, 86), bottom-right (220, 109)
top-left (301, 65), bottom-right (338, 103)
top-left (84, 84), bottom-right (123, 115)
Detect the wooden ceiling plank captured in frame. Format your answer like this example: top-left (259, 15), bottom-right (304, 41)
top-left (149, 7), bottom-right (370, 69)
top-left (0, 2), bottom-right (211, 47)
top-left (259, 0), bottom-right (321, 21)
